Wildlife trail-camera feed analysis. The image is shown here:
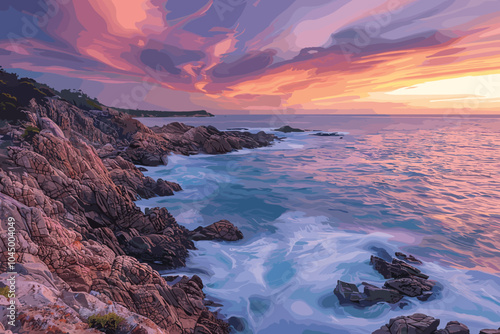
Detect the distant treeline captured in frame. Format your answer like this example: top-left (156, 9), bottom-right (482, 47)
top-left (113, 108), bottom-right (214, 117)
top-left (0, 66), bottom-right (213, 120)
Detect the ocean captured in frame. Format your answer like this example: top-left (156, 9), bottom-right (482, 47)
top-left (136, 115), bottom-right (500, 333)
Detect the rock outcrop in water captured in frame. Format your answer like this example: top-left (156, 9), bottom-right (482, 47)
top-left (273, 125), bottom-right (305, 133)
top-left (150, 122), bottom-right (276, 156)
top-left (189, 220), bottom-right (244, 242)
top-left (372, 313), bottom-right (442, 334)
top-left (0, 71), bottom-right (276, 333)
top-left (335, 280), bottom-right (403, 305)
top-left (335, 253), bottom-right (437, 307)
top-left (372, 313), bottom-right (500, 334)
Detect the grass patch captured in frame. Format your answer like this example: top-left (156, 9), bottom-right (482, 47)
top-left (21, 125), bottom-right (40, 139)
top-left (87, 312), bottom-right (125, 334)
top-left (0, 286), bottom-right (10, 298)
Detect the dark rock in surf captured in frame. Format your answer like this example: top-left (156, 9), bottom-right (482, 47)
top-left (273, 125), bottom-right (305, 133)
top-left (384, 277), bottom-right (435, 297)
top-left (434, 321), bottom-right (470, 334)
top-left (395, 252), bottom-right (423, 264)
top-left (228, 316), bottom-right (247, 331)
top-left (372, 313), bottom-right (440, 334)
top-left (361, 282), bottom-right (404, 304)
top-left (190, 220), bottom-right (244, 242)
top-left (334, 280), bottom-right (403, 306)
top-left (334, 280), bottom-right (364, 304)
top-left (370, 256), bottom-right (429, 279)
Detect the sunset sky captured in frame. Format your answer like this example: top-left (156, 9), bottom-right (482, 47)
top-left (1, 0), bottom-right (500, 114)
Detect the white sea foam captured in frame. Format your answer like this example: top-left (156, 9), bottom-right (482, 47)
top-left (135, 116), bottom-right (500, 333)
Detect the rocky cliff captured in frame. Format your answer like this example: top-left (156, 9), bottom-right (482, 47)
top-left (0, 76), bottom-right (274, 333)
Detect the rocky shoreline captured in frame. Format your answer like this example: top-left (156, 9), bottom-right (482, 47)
top-left (372, 313), bottom-right (500, 334)
top-left (335, 253), bottom-right (500, 334)
top-left (0, 71), bottom-right (498, 333)
top-left (0, 71), bottom-right (276, 334)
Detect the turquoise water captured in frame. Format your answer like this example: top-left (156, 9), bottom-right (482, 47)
top-left (137, 115), bottom-right (500, 333)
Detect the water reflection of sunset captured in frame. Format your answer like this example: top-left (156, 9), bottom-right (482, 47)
top-left (264, 119), bottom-right (500, 274)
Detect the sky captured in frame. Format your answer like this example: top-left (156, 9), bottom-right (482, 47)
top-left (1, 0), bottom-right (500, 114)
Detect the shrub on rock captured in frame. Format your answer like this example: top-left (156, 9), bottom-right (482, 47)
top-left (87, 312), bottom-right (125, 334)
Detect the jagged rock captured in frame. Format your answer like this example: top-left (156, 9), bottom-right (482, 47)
top-left (103, 156), bottom-right (181, 199)
top-left (126, 131), bottom-right (170, 166)
top-left (370, 256), bottom-right (429, 279)
top-left (433, 321), bottom-right (470, 334)
top-left (392, 258), bottom-right (429, 279)
top-left (0, 72), bottom-right (276, 334)
top-left (150, 122), bottom-right (276, 156)
top-left (0, 261), bottom-right (166, 334)
top-left (372, 313), bottom-right (440, 334)
top-left (97, 143), bottom-right (116, 158)
top-left (334, 280), bottom-right (364, 303)
top-left (189, 220), bottom-right (244, 241)
top-left (361, 282), bottom-right (404, 304)
top-left (417, 291), bottom-right (434, 301)
top-left (334, 280), bottom-right (403, 305)
top-left (395, 252), bottom-right (423, 265)
top-left (479, 330), bottom-right (500, 334)
top-left (384, 277), bottom-right (435, 297)
top-left (154, 178), bottom-right (182, 196)
top-left (122, 233), bottom-right (193, 267)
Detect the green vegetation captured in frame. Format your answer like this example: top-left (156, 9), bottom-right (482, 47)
top-left (21, 125), bottom-right (40, 141)
top-left (114, 107), bottom-right (214, 117)
top-left (0, 66), bottom-right (213, 122)
top-left (58, 89), bottom-right (103, 111)
top-left (87, 312), bottom-right (125, 334)
top-left (0, 66), bottom-right (54, 122)
top-left (0, 286), bottom-right (9, 298)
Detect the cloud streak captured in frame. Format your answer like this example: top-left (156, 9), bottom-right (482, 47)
top-left (0, 0), bottom-right (500, 113)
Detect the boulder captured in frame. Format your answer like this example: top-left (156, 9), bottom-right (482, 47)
top-left (436, 321), bottom-right (469, 334)
top-left (370, 256), bottom-right (429, 279)
top-left (273, 125), bottom-right (305, 133)
top-left (384, 277), bottom-right (435, 297)
top-left (395, 252), bottom-right (423, 265)
top-left (372, 313), bottom-right (440, 334)
top-left (334, 280), bottom-right (364, 304)
top-left (334, 281), bottom-right (403, 306)
top-left (189, 220), bottom-right (244, 242)
top-left (361, 283), bottom-right (404, 304)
